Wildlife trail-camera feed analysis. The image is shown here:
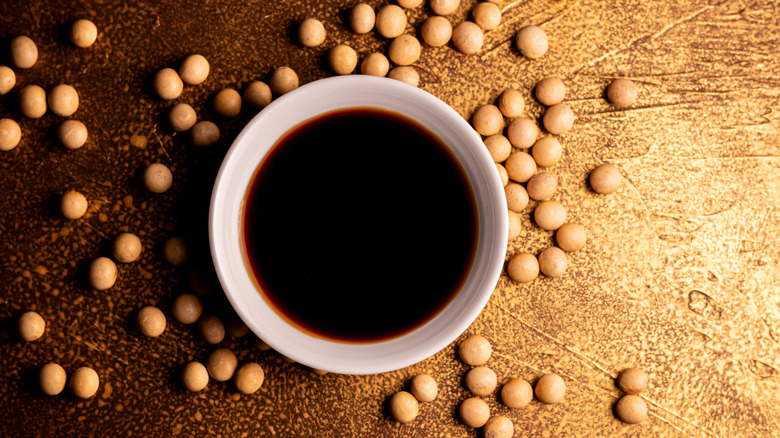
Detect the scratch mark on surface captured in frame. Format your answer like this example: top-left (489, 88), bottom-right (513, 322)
top-left (648, 6), bottom-right (714, 40)
top-left (498, 0), bottom-right (530, 15)
top-left (153, 131), bottom-right (173, 162)
top-left (644, 394), bottom-right (718, 437)
top-left (573, 6), bottom-right (713, 74)
top-left (493, 302), bottom-right (615, 377)
top-left (83, 222), bottom-right (109, 240)
top-left (101, 48), bottom-right (113, 68)
top-left (7, 175), bottom-right (44, 202)
top-left (494, 302), bottom-right (720, 436)
top-left (646, 408), bottom-right (695, 437)
top-left (480, 37), bottom-right (514, 60)
top-left (69, 333), bottom-right (130, 366)
top-left (536, 0), bottom-right (579, 27)
top-left (495, 325), bottom-right (704, 437)
top-left (688, 290), bottom-right (723, 320)
top-left (691, 20), bottom-right (780, 30)
top-left (760, 317), bottom-right (779, 346)
top-left (685, 47), bottom-right (774, 57)
top-left (584, 102), bottom-right (694, 116)
top-left (746, 358), bottom-right (780, 379)
top-left (492, 352), bottom-right (543, 373)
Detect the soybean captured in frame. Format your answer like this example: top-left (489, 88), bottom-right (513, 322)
top-left (484, 134), bottom-right (512, 162)
top-left (244, 81), bottom-right (272, 108)
top-left (361, 53), bottom-right (390, 77)
top-left (191, 121), bottom-right (220, 147)
top-left (162, 236), bottom-right (190, 266)
top-left (388, 66), bottom-right (419, 87)
top-left (431, 0), bottom-right (460, 15)
top-left (70, 366), bottom-right (99, 399)
top-left (507, 252), bottom-right (539, 283)
top-left (113, 232), bottom-right (142, 263)
top-left (137, 306), bottom-right (166, 338)
top-left (536, 77), bottom-right (566, 106)
top-left (388, 391), bottom-right (419, 423)
top-left (484, 416), bottom-right (514, 438)
top-left (452, 21), bottom-right (484, 54)
top-left (199, 315), bottom-right (225, 344)
top-left (69, 19), bottom-right (98, 48)
top-left (618, 367), bottom-right (649, 395)
top-left (508, 210), bottom-right (522, 242)
top-left (542, 103), bottom-right (574, 134)
top-left (153, 68), bottom-right (183, 100)
top-left (172, 293), bottom-right (203, 324)
top-left (501, 379), bottom-right (533, 408)
top-left (496, 163), bottom-right (509, 187)
top-left (60, 190), bottom-right (88, 219)
top-left (526, 172), bottom-right (557, 201)
top-left (465, 366), bottom-right (497, 396)
top-left (206, 348), bottom-right (238, 381)
top-left (57, 120), bottom-right (88, 149)
top-left (535, 373), bottom-right (565, 404)
top-left (18, 311), bottom-right (45, 341)
top-left (607, 78), bottom-right (638, 107)
top-left (532, 135), bottom-right (562, 167)
top-left (538, 247), bottom-right (568, 278)
top-left (507, 117), bottom-right (538, 148)
top-left (459, 397), bottom-right (490, 428)
top-left (472, 2), bottom-right (501, 30)
top-left (409, 373), bottom-right (438, 402)
top-left (515, 25), bottom-right (548, 59)
top-left (234, 362), bottom-right (265, 394)
top-left (556, 223), bottom-right (586, 252)
top-left (269, 66), bottom-right (299, 96)
top-left (89, 257), bottom-right (117, 290)
top-left (0, 66), bottom-right (15, 94)
top-left (10, 36), bottom-right (38, 69)
top-left (143, 163), bottom-right (173, 193)
top-left (48, 84), bottom-right (79, 117)
top-left (421, 16), bottom-right (452, 47)
top-left (497, 88), bottom-right (524, 118)
top-left (505, 151), bottom-right (536, 183)
top-left (459, 335), bottom-right (492, 365)
top-left (388, 35), bottom-right (421, 66)
top-left (298, 18), bottom-right (326, 47)
top-left (534, 200), bottom-right (566, 231)
top-left (472, 104), bottom-right (504, 136)
top-left (0, 118), bottom-right (22, 151)
top-left (589, 163), bottom-right (622, 194)
top-left (182, 361), bottom-right (209, 392)
top-left (376, 5), bottom-right (407, 39)
top-left (18, 85), bottom-right (47, 118)
top-left (213, 88), bottom-right (242, 118)
top-left (328, 44), bottom-right (358, 75)
top-left (179, 54), bottom-right (210, 85)
top-left (168, 103), bottom-right (197, 131)
top-left (505, 183), bottom-right (529, 212)
top-left (350, 3), bottom-right (376, 34)
top-left (616, 395), bottom-right (648, 424)
top-left (39, 363), bottom-right (67, 395)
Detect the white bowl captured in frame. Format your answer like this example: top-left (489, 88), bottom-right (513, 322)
top-left (210, 75), bottom-right (507, 375)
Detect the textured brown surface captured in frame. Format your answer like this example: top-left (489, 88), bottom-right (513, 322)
top-left (1, 0), bottom-right (778, 437)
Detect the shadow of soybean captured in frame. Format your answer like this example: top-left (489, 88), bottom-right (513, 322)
top-left (56, 21), bottom-right (75, 48)
top-left (21, 366), bottom-right (42, 395)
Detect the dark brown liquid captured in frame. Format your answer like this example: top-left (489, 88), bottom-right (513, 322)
top-left (242, 107), bottom-right (478, 343)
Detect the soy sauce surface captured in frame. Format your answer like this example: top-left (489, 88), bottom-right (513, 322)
top-left (242, 107), bottom-right (478, 343)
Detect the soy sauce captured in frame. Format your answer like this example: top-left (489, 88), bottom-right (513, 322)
top-left (242, 107), bottom-right (478, 343)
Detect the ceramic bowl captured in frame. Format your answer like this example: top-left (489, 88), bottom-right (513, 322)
top-left (210, 75), bottom-right (507, 374)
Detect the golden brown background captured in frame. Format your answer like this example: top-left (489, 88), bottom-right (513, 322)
top-left (1, 0), bottom-right (778, 436)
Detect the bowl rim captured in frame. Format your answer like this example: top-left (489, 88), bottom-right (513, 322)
top-left (209, 75), bottom-right (507, 374)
